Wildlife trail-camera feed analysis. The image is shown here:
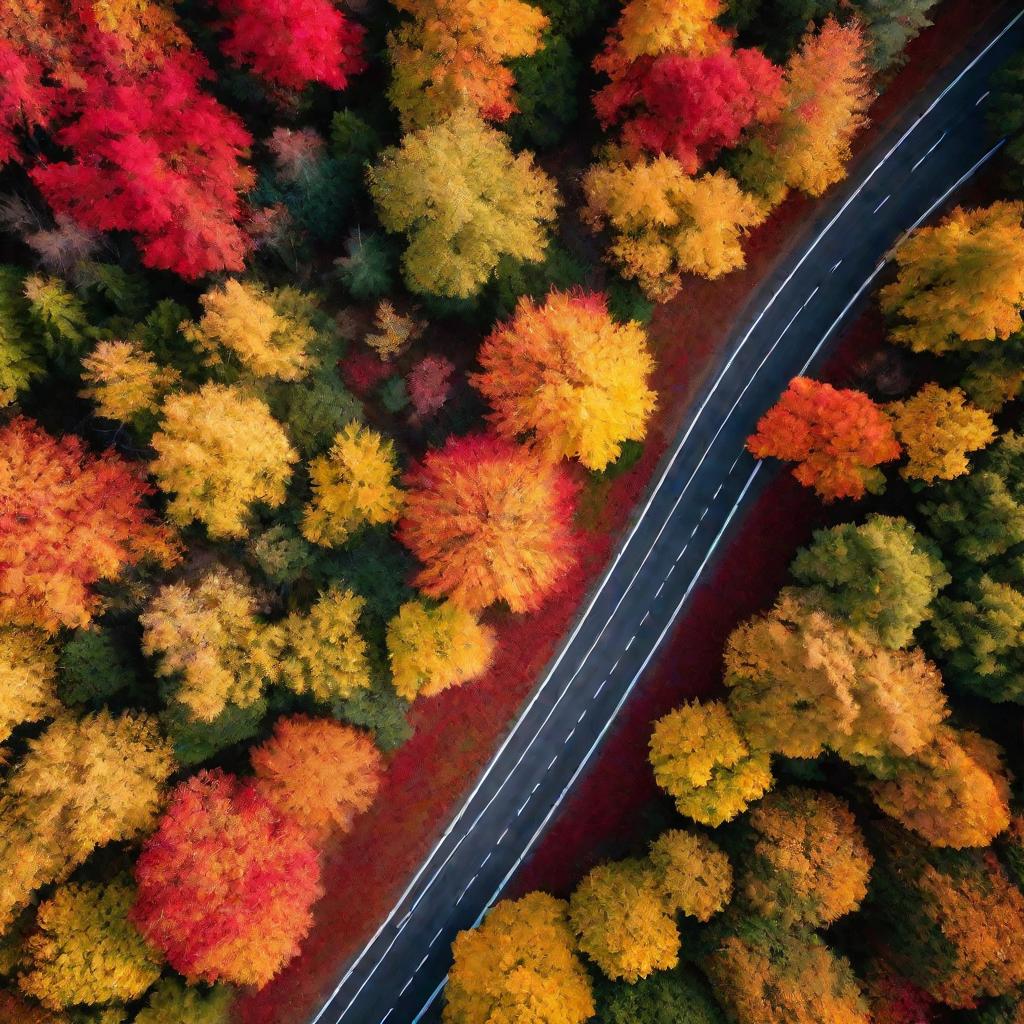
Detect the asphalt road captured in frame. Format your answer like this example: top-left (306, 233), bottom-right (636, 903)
top-left (311, 11), bottom-right (1024, 1024)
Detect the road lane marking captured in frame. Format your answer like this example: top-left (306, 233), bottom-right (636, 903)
top-left (872, 194), bottom-right (891, 213)
top-left (400, 979), bottom-right (413, 996)
top-left (625, 634), bottom-right (636, 649)
top-left (911, 130), bottom-right (948, 172)
top-left (977, 90), bottom-right (990, 104)
top-left (713, 484), bottom-right (723, 499)
top-left (804, 285), bottom-right (819, 306)
top-left (563, 729), bottom-right (575, 745)
top-left (416, 956), bottom-right (429, 973)
top-left (655, 582), bottom-right (666, 599)
top-left (379, 1010), bottom-right (393, 1024)
top-left (830, 259), bottom-right (843, 273)
top-left (497, 828), bottom-right (508, 845)
top-left (429, 928), bottom-right (444, 947)
top-left (675, 544), bottom-right (688, 561)
top-left (577, 710), bottom-right (586, 724)
top-left (594, 678), bottom-right (607, 698)
top-left (547, 756), bottom-right (557, 770)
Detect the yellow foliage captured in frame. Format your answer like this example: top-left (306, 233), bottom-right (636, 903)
top-left (385, 599), bottom-right (496, 701)
top-left (649, 700), bottom-right (773, 826)
top-left (368, 108), bottom-right (559, 298)
top-left (182, 279), bottom-right (314, 381)
top-left (152, 383), bottom-right (298, 539)
top-left (583, 159), bottom-right (765, 300)
top-left (278, 587), bottom-right (372, 703)
top-left (0, 627), bottom-right (58, 743)
top-left (599, 0), bottom-right (726, 66)
top-left (880, 202), bottom-right (1024, 354)
top-left (19, 878), bottom-right (161, 1009)
top-left (364, 300), bottom-right (424, 361)
top-left (301, 423), bottom-right (403, 548)
top-left (648, 829), bottom-right (732, 922)
top-left (140, 568), bottom-right (281, 722)
top-left (446, 892), bottom-right (594, 1024)
top-left (79, 340), bottom-right (180, 421)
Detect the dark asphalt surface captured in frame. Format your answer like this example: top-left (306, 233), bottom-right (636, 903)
top-left (311, 11), bottom-right (1024, 1024)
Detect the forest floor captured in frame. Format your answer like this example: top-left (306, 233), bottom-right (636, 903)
top-left (235, 2), bottom-right (1010, 1020)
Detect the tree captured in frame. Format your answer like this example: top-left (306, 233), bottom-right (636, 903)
top-left (648, 700), bottom-right (773, 826)
top-left (865, 727), bottom-right (1011, 849)
top-left (471, 290), bottom-right (655, 471)
top-left (132, 770), bottom-right (322, 987)
top-left (301, 423), bottom-right (403, 547)
top-left (408, 355), bottom-right (454, 418)
top-left (597, 967), bottom-right (727, 1024)
top-left (80, 340), bottom-right (180, 422)
top-left (569, 858), bottom-right (680, 982)
top-left (445, 892), bottom-right (594, 1024)
top-left (398, 434), bottom-right (577, 613)
top-left (0, 627), bottom-right (57, 743)
top-left (278, 586), bottom-right (372, 702)
top-left (0, 711), bottom-right (174, 931)
top-left (386, 599), bottom-right (496, 700)
top-left (870, 828), bottom-right (1024, 1007)
top-left (0, 417), bottom-right (178, 633)
top-left (364, 300), bottom-right (423, 361)
top-left (151, 383), bottom-right (298, 539)
top-left (699, 915), bottom-right (871, 1024)
top-left (888, 384), bottom-right (996, 484)
top-left (19, 879), bottom-right (160, 1009)
top-left (134, 979), bottom-right (233, 1024)
top-left (140, 567), bottom-right (281, 722)
top-left (182, 280), bottom-right (315, 381)
top-left (594, 48), bottom-right (785, 173)
top-left (648, 829), bottom-right (733, 922)
top-left (989, 52), bottom-right (1024, 194)
top-left (739, 787), bottom-right (872, 928)
top-left (582, 160), bottom-right (765, 300)
top-left (0, 40), bottom-right (57, 167)
top-left (789, 514), bottom-right (949, 648)
top-left (880, 202), bottom-right (1024, 354)
top-left (747, 377), bottom-right (902, 501)
top-left (250, 715), bottom-right (383, 840)
top-left (858, 0), bottom-right (938, 70)
top-left (388, 0), bottom-right (548, 129)
top-left (215, 0), bottom-right (365, 90)
top-left (0, 990), bottom-right (66, 1024)
top-left (930, 575), bottom-right (1024, 703)
top-left (724, 594), bottom-right (948, 765)
top-left (31, 56), bottom-right (254, 280)
top-left (368, 108), bottom-right (559, 298)
top-left (0, 266), bottom-right (40, 406)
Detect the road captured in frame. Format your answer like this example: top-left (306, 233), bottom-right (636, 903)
top-left (311, 10), bottom-right (1024, 1024)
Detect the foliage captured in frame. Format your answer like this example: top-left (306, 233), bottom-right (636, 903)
top-left (251, 714), bottom-right (383, 840)
top-left (445, 892), bottom-right (594, 1024)
top-left (789, 514), bottom-right (950, 648)
top-left (0, 267), bottom-right (40, 406)
top-left (647, 829), bottom-right (733, 922)
top-left (368, 108), bottom-right (559, 298)
top-left (387, 0), bottom-right (548, 129)
top-left (582, 160), bottom-right (765, 300)
top-left (133, 979), bottom-right (233, 1024)
top-left (160, 697), bottom-right (267, 767)
top-left (386, 599), bottom-right (496, 701)
top-left (990, 52), bottom-right (1024, 194)
top-left (408, 355), bottom-right (454, 419)
top-left (595, 0), bottom-right (727, 71)
top-left (19, 879), bottom-right (161, 1009)
top-left (0, 627), bottom-right (58, 743)
top-left (335, 231), bottom-right (394, 302)
top-left (648, 700), bottom-right (773, 826)
top-left (747, 376), bottom-right (902, 501)
top-left (132, 769), bottom-right (322, 987)
top-left (739, 786), bottom-right (872, 928)
top-left (0, 417), bottom-right (178, 633)
top-left (398, 434), bottom-right (578, 613)
top-left (364, 301), bottom-right (423, 361)
top-left (507, 33), bottom-right (580, 151)
top-left (596, 967), bottom-right (727, 1024)
top-left (151, 383), bottom-right (298, 539)
top-left (858, 0), bottom-right (938, 70)
top-left (880, 202), bottom-right (1024, 354)
top-left (80, 340), bottom-right (179, 422)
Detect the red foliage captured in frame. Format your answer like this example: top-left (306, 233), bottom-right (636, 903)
top-left (0, 41), bottom-right (57, 166)
top-left (747, 376), bottom-right (902, 501)
top-left (31, 54), bottom-right (254, 279)
top-left (407, 354), bottom-right (454, 418)
top-left (215, 0), bottom-right (365, 91)
top-left (132, 769), bottom-right (323, 987)
top-left (341, 351), bottom-right (392, 396)
top-left (595, 47), bottom-right (785, 171)
top-left (0, 417), bottom-right (178, 633)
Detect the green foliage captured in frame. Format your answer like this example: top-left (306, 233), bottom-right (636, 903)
top-left (507, 34), bottom-right (581, 151)
top-left (990, 52), bottom-right (1024, 195)
top-left (131, 299), bottom-right (205, 380)
top-left (378, 376), bottom-right (410, 414)
top-left (0, 267), bottom-right (41, 406)
top-left (335, 231), bottom-right (397, 302)
top-left (532, 0), bottom-right (614, 36)
top-left (269, 365), bottom-right (364, 457)
top-left (24, 275), bottom-right (90, 366)
top-left (334, 684), bottom-right (411, 752)
top-left (724, 0), bottom-right (843, 62)
top-left (597, 968), bottom-right (727, 1024)
top-left (606, 277), bottom-right (655, 326)
top-left (330, 110), bottom-right (382, 168)
top-left (76, 263), bottom-right (151, 320)
top-left (250, 524), bottom-right (317, 587)
top-left (134, 978), bottom-right (233, 1024)
top-left (484, 243), bottom-right (590, 324)
top-left (856, 0), bottom-right (938, 70)
top-left (57, 629), bottom-right (138, 708)
top-left (160, 698), bottom-right (269, 767)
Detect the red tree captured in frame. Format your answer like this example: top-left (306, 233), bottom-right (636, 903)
top-left (408, 355), bottom-right (455, 418)
top-left (0, 41), bottom-right (57, 165)
top-left (215, 0), bottom-right (365, 91)
top-left (31, 54), bottom-right (254, 279)
top-left (0, 417), bottom-right (178, 633)
top-left (132, 769), bottom-right (323, 987)
top-left (747, 377), bottom-right (902, 501)
top-left (595, 47), bottom-right (784, 172)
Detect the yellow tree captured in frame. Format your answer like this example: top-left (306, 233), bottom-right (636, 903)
top-left (0, 627), bottom-right (58, 743)
top-left (278, 587), bottom-right (372, 703)
top-left (445, 892), bottom-right (594, 1024)
top-left (364, 300), bottom-right (424, 361)
top-left (79, 340), bottom-right (180, 422)
top-left (385, 599), bottom-right (496, 700)
top-left (881, 202), bottom-right (1024, 353)
top-left (582, 159), bottom-right (765, 300)
top-left (140, 567), bottom-right (282, 722)
top-left (151, 383), bottom-right (298, 539)
top-left (368, 108), bottom-right (559, 298)
top-left (388, 0), bottom-right (548, 129)
top-left (181, 279), bottom-right (314, 381)
top-left (649, 700), bottom-right (773, 826)
top-left (301, 423), bottom-right (404, 548)
top-left (19, 878), bottom-right (161, 1009)
top-left (648, 829), bottom-right (733, 922)
top-left (471, 290), bottom-right (656, 471)
top-left (888, 384), bottom-right (996, 483)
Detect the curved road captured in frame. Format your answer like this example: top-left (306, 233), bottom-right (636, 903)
top-left (312, 11), bottom-right (1024, 1023)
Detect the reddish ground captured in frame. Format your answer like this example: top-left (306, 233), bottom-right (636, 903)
top-left (236, 3), bottom-right (1009, 1020)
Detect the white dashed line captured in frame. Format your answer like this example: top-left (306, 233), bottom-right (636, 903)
top-left (577, 710), bottom-right (586, 724)
top-left (547, 756), bottom-right (557, 770)
top-left (380, 1010), bottom-right (393, 1024)
top-left (400, 979), bottom-right (413, 997)
top-left (665, 564), bottom-right (675, 579)
top-left (655, 582), bottom-right (666, 599)
top-left (713, 484), bottom-right (723, 500)
top-left (675, 544), bottom-right (688, 562)
top-left (625, 635), bottom-right (636, 650)
top-left (415, 956), bottom-right (429, 973)
top-left (830, 259), bottom-right (843, 273)
top-left (563, 728), bottom-right (575, 744)
top-left (911, 130), bottom-right (948, 173)
top-left (804, 285), bottom-right (819, 306)
top-left (428, 928), bottom-right (443, 948)
top-left (497, 828), bottom-right (508, 845)
top-left (977, 90), bottom-right (990, 105)
top-left (872, 194), bottom-right (891, 213)
top-left (594, 678), bottom-right (607, 699)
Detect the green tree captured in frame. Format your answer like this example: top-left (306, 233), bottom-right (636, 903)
top-left (507, 33), bottom-right (580, 150)
top-left (857, 0), bottom-right (938, 69)
top-left (597, 967), bottom-right (726, 1024)
top-left (134, 979), bottom-right (233, 1024)
top-left (56, 629), bottom-right (137, 707)
top-left (989, 52), bottom-right (1024, 194)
